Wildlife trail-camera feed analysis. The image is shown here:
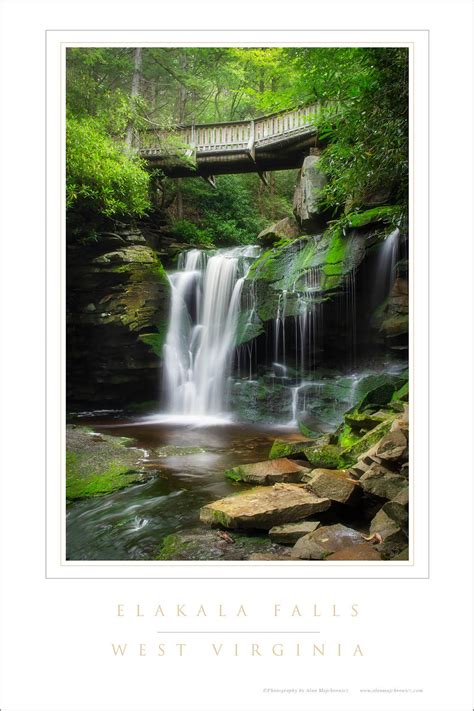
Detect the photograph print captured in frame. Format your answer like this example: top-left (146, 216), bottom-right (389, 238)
top-left (65, 46), bottom-right (409, 562)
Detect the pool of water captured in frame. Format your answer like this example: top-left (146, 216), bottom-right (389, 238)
top-left (66, 417), bottom-right (300, 561)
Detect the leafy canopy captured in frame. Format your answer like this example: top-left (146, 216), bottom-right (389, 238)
top-left (66, 116), bottom-right (150, 218)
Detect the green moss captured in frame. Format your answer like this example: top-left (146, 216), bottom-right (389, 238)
top-left (338, 418), bottom-right (394, 467)
top-left (391, 381), bottom-right (409, 402)
top-left (298, 420), bottom-right (320, 439)
top-left (343, 411), bottom-right (390, 431)
top-left (338, 422), bottom-right (361, 449)
top-left (303, 444), bottom-right (342, 469)
top-left (269, 438), bottom-right (318, 460)
top-left (209, 508), bottom-right (233, 528)
top-left (356, 378), bottom-right (406, 410)
top-left (139, 331), bottom-right (167, 357)
top-left (66, 451), bottom-right (139, 499)
top-left (345, 205), bottom-right (398, 228)
top-left (156, 534), bottom-right (191, 561)
top-left (322, 227), bottom-right (347, 276)
top-left (225, 467), bottom-right (244, 482)
top-left (232, 533), bottom-right (268, 549)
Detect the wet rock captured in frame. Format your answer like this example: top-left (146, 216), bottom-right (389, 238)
top-left (369, 504), bottom-right (408, 557)
top-left (293, 155), bottom-right (328, 230)
top-left (269, 520), bottom-right (320, 545)
top-left (376, 277), bottom-right (409, 341)
top-left (156, 530), bottom-right (289, 561)
top-left (66, 425), bottom-right (153, 500)
top-left (338, 418), bottom-right (395, 467)
top-left (359, 462), bottom-right (407, 500)
top-left (200, 484), bottom-right (331, 531)
top-left (292, 523), bottom-right (365, 559)
top-left (391, 488), bottom-right (409, 507)
top-left (67, 233), bottom-right (170, 405)
top-left (248, 552), bottom-right (293, 561)
top-left (225, 458), bottom-right (310, 485)
top-left (257, 216), bottom-right (300, 246)
top-left (305, 469), bottom-right (361, 505)
top-left (375, 428), bottom-right (408, 463)
top-left (392, 547), bottom-right (409, 561)
top-left (269, 436), bottom-right (329, 460)
top-left (326, 543), bottom-right (382, 561)
top-left (303, 444), bottom-right (341, 469)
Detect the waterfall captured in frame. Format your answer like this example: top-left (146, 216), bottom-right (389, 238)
top-left (162, 246), bottom-right (259, 418)
top-left (373, 228), bottom-right (400, 306)
top-left (273, 266), bottom-right (323, 377)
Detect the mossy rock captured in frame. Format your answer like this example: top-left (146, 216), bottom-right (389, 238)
top-left (269, 437), bottom-right (322, 460)
top-left (337, 422), bottom-right (361, 449)
top-left (66, 425), bottom-right (151, 500)
top-left (66, 452), bottom-right (141, 499)
top-left (356, 377), bottom-right (407, 411)
top-left (380, 314), bottom-right (409, 337)
top-left (345, 205), bottom-right (400, 228)
top-left (344, 410), bottom-right (392, 431)
top-left (338, 418), bottom-right (395, 467)
top-left (391, 381), bottom-right (409, 402)
top-left (303, 444), bottom-right (342, 469)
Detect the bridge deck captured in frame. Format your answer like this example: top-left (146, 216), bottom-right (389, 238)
top-left (139, 103), bottom-right (321, 177)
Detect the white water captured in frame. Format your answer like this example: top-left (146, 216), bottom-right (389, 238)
top-left (373, 228), bottom-right (400, 306)
top-left (163, 246), bottom-right (259, 418)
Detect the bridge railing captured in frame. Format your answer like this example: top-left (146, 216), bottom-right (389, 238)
top-left (139, 103), bottom-right (321, 157)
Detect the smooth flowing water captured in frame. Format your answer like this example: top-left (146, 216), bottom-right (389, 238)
top-left (373, 227), bottom-right (400, 306)
top-left (66, 418), bottom-right (293, 560)
top-left (163, 246), bottom-right (259, 418)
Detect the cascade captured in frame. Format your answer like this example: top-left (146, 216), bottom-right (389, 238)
top-left (373, 227), bottom-right (400, 306)
top-left (162, 246), bottom-right (259, 417)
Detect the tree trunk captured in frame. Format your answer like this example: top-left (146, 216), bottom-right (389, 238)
top-left (125, 47), bottom-right (142, 149)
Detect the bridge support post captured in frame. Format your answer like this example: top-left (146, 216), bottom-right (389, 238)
top-left (202, 175), bottom-right (216, 189)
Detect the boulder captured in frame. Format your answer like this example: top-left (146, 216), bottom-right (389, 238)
top-left (257, 217), bottom-right (300, 246)
top-left (391, 488), bottom-right (409, 507)
top-left (359, 462), bottom-right (408, 500)
top-left (305, 469), bottom-right (361, 505)
top-left (326, 543), bottom-right (382, 561)
top-left (200, 484), bottom-right (331, 531)
top-left (67, 235), bottom-right (170, 406)
top-left (269, 520), bottom-right (320, 545)
top-left (225, 458), bottom-right (310, 485)
top-left (303, 444), bottom-right (341, 469)
top-left (392, 547), bottom-right (409, 561)
top-left (292, 523), bottom-right (365, 559)
top-left (369, 504), bottom-right (408, 557)
top-left (269, 437), bottom-right (321, 460)
top-left (375, 429), bottom-right (408, 463)
top-left (293, 155), bottom-right (328, 230)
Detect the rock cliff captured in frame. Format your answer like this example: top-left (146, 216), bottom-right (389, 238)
top-left (66, 229), bottom-right (170, 406)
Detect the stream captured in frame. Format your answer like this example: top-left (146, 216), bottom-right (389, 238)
top-left (66, 417), bottom-right (298, 560)
top-left (67, 240), bottom-right (406, 561)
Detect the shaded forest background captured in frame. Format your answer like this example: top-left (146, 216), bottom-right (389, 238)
top-left (66, 46), bottom-right (408, 244)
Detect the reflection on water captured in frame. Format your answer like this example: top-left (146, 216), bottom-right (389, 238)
top-left (66, 419), bottom-right (292, 561)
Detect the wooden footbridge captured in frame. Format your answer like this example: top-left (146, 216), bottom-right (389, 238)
top-left (139, 103), bottom-right (321, 185)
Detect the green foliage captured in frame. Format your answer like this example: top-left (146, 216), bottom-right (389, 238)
top-left (169, 175), bottom-right (269, 246)
top-left (167, 219), bottom-right (215, 248)
top-left (300, 48), bottom-right (408, 212)
top-left (66, 46), bottom-right (408, 241)
top-left (66, 116), bottom-right (150, 218)
top-left (66, 450), bottom-right (139, 499)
